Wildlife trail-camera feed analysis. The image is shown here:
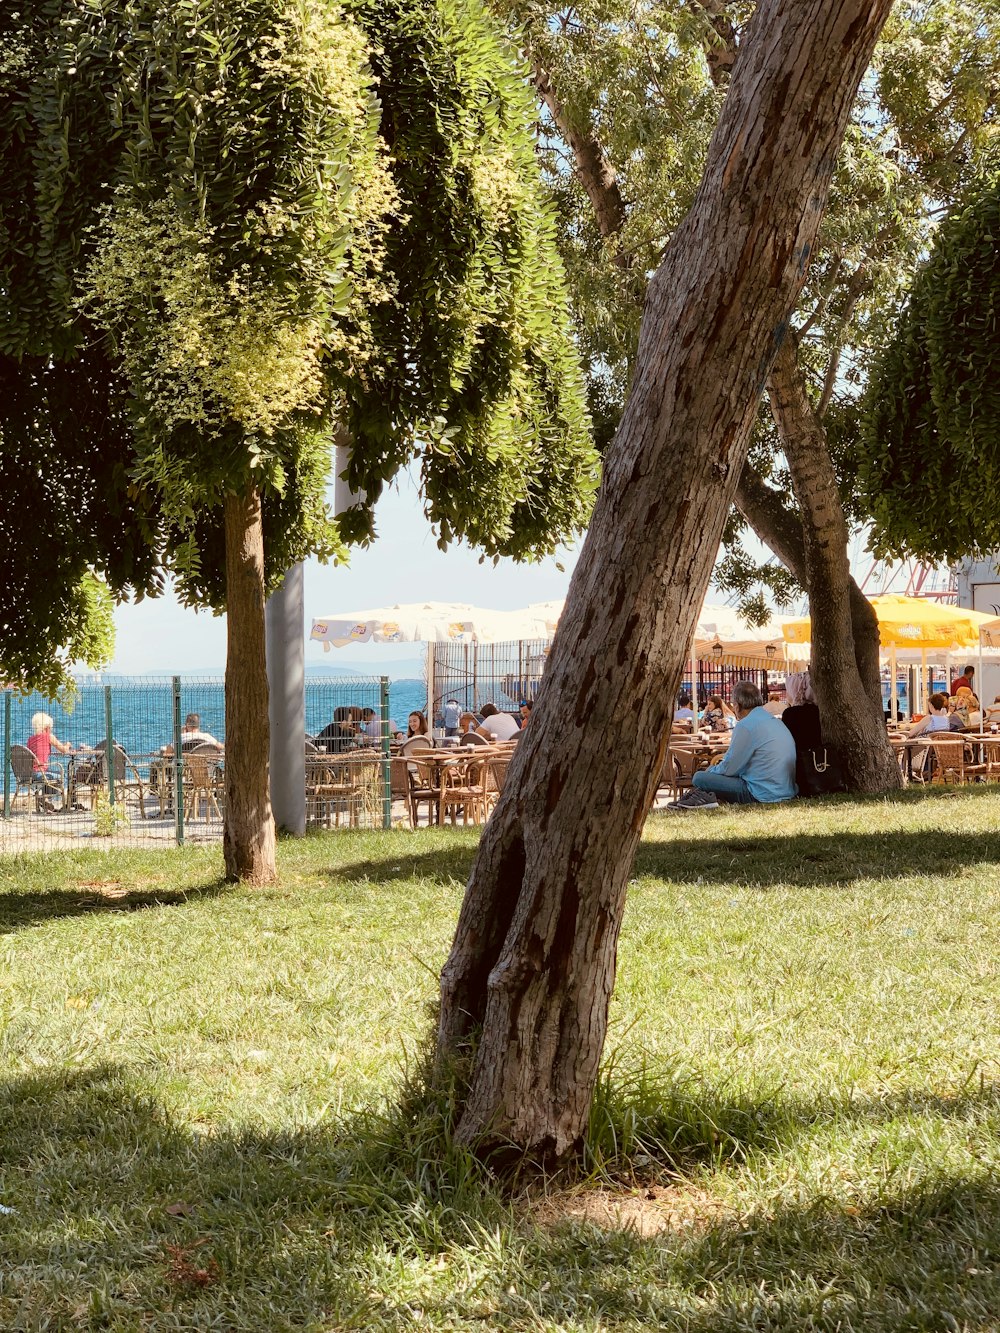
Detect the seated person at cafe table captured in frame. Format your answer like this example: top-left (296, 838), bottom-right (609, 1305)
top-left (316, 706), bottom-right (362, 753)
top-left (26, 711), bottom-right (74, 810)
top-left (700, 693), bottom-right (735, 732)
top-left (906, 693), bottom-right (961, 737)
top-left (950, 687), bottom-right (981, 730)
top-left (476, 702), bottom-right (520, 741)
top-left (668, 681), bottom-right (797, 811)
top-left (673, 693), bottom-right (695, 723)
top-left (159, 712), bottom-right (223, 758)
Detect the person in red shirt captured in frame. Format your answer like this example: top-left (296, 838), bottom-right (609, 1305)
top-left (26, 712), bottom-right (73, 810)
top-left (950, 665), bottom-right (975, 695)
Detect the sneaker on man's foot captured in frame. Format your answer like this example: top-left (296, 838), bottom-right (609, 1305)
top-left (666, 788), bottom-right (719, 812)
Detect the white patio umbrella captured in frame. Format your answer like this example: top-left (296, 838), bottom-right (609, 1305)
top-left (310, 602), bottom-right (479, 649)
top-left (310, 601), bottom-right (556, 649)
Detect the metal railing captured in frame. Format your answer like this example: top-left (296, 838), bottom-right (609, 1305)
top-left (430, 639), bottom-right (550, 723)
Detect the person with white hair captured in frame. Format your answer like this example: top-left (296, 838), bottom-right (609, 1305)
top-left (781, 672), bottom-right (822, 752)
top-left (26, 712), bottom-right (74, 811)
top-left (668, 680), bottom-right (797, 810)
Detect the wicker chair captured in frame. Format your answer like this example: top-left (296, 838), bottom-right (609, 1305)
top-left (307, 751), bottom-right (382, 828)
top-left (390, 756), bottom-right (415, 828)
top-left (9, 744), bottom-right (64, 812)
top-left (184, 744), bottom-right (224, 822)
top-left (485, 754), bottom-right (512, 815)
top-left (458, 731), bottom-right (491, 747)
top-left (439, 755), bottom-right (490, 825)
top-left (663, 745), bottom-right (712, 799)
top-left (928, 735), bottom-right (969, 785)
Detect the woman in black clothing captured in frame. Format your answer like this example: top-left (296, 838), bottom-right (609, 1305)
top-left (781, 672), bottom-right (821, 749)
top-left (782, 671), bottom-right (841, 795)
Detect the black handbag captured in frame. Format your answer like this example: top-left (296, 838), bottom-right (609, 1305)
top-left (796, 745), bottom-right (846, 797)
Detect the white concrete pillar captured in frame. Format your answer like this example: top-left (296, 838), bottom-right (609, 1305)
top-left (266, 562), bottom-right (306, 836)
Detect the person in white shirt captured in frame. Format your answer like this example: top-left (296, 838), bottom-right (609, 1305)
top-left (763, 691), bottom-right (787, 717)
top-left (442, 699), bottom-right (462, 737)
top-left (476, 702), bottom-right (520, 741)
top-left (907, 694), bottom-right (955, 737)
top-left (361, 707), bottom-right (382, 742)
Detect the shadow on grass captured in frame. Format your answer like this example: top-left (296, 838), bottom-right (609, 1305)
top-left (635, 826), bottom-right (1000, 888)
top-left (2, 1063), bottom-right (999, 1330)
top-left (325, 824), bottom-right (1000, 893)
top-left (0, 879), bottom-right (230, 935)
top-left (316, 843), bottom-right (477, 891)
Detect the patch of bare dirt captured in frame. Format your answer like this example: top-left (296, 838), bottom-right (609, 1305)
top-left (76, 880), bottom-right (128, 898)
top-left (524, 1182), bottom-right (733, 1238)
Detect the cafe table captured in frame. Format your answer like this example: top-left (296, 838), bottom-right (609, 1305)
top-left (404, 746), bottom-right (503, 824)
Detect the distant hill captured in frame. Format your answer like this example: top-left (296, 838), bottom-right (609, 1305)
top-left (304, 657), bottom-right (425, 680)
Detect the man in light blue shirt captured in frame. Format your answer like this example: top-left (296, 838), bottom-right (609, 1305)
top-left (673, 680), bottom-right (797, 810)
top-left (674, 693), bottom-right (695, 722)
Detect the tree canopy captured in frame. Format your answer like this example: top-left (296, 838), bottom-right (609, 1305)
top-left (501, 0), bottom-right (1000, 601)
top-left (861, 158), bottom-right (1000, 562)
top-left (0, 0), bottom-right (596, 692)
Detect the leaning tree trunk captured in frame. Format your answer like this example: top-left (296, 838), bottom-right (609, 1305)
top-left (527, 3), bottom-right (892, 799)
top-left (767, 337), bottom-right (901, 791)
top-left (436, 0), bottom-right (895, 1163)
top-left (223, 486), bottom-right (278, 884)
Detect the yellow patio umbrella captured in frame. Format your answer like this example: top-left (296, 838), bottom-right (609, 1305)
top-left (783, 595), bottom-right (996, 723)
top-left (782, 594), bottom-right (993, 651)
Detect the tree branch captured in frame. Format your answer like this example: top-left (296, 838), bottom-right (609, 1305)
top-left (816, 260), bottom-right (872, 415)
top-left (690, 0), bottom-right (739, 85)
top-left (530, 60), bottom-right (628, 250)
top-left (734, 460), bottom-right (808, 584)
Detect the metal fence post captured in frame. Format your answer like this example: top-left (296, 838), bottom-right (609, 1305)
top-left (2, 691), bottom-right (10, 818)
top-left (380, 676), bottom-right (391, 830)
top-left (173, 676), bottom-right (184, 845)
top-left (103, 685), bottom-right (116, 806)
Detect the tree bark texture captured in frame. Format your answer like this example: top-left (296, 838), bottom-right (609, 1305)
top-left (767, 337), bottom-right (901, 792)
top-left (223, 486), bottom-right (278, 884)
top-left (437, 0), bottom-right (895, 1163)
top-left (734, 462), bottom-right (887, 747)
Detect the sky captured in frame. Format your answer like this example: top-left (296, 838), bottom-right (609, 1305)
top-left (105, 468), bottom-right (582, 677)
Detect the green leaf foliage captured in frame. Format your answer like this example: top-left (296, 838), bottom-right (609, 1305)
top-left (495, 0), bottom-right (1000, 608)
top-left (0, 0), bottom-right (595, 688)
top-left (861, 159), bottom-right (1000, 563)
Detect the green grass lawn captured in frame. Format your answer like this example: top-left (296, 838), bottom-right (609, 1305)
top-left (2, 789), bottom-right (1000, 1330)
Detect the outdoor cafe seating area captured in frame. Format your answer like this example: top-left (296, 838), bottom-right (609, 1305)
top-left (6, 741), bottom-right (225, 829)
top-left (305, 733), bottom-right (518, 830)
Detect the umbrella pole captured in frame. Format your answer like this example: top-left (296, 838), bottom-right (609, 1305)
top-left (921, 648), bottom-right (927, 710)
top-left (890, 645), bottom-right (897, 724)
top-left (426, 644), bottom-right (435, 727)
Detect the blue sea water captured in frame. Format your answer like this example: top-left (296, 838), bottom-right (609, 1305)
top-left (4, 677), bottom-right (429, 758)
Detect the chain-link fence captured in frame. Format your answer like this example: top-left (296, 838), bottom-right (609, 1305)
top-left (1, 674), bottom-right (391, 853)
top-left (304, 676), bottom-right (391, 832)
